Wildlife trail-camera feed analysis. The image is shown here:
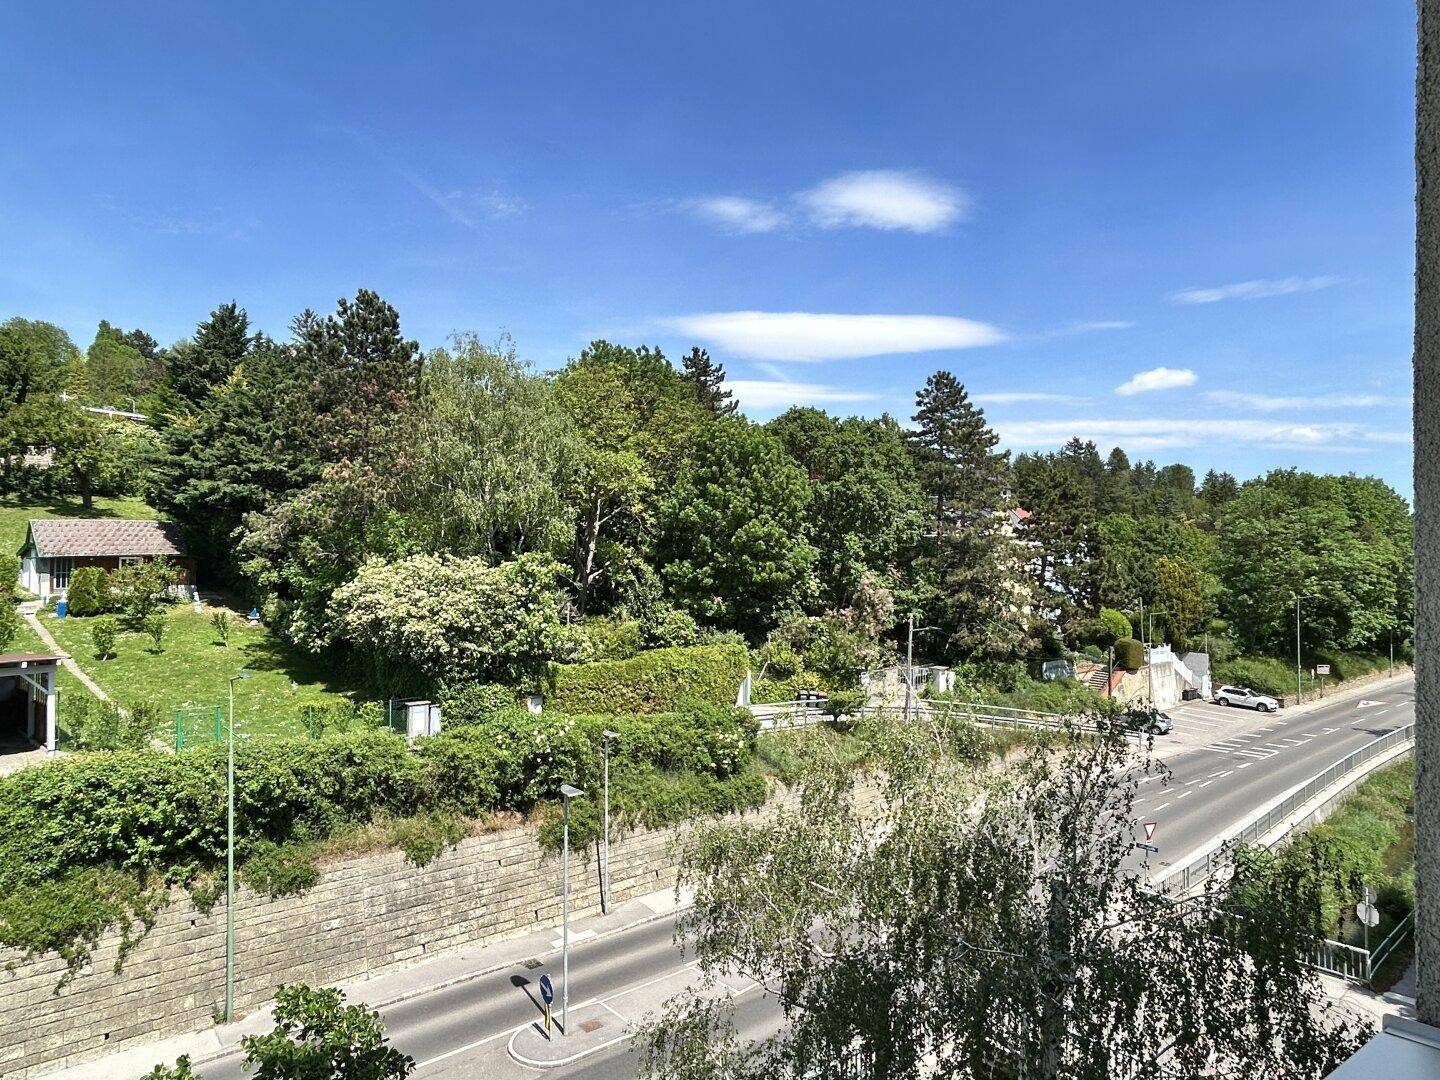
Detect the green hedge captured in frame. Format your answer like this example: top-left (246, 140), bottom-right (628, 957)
top-left (1113, 637), bottom-right (1144, 672)
top-left (544, 643), bottom-right (748, 714)
top-left (0, 701), bottom-right (761, 897)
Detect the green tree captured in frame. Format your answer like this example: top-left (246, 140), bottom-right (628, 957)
top-left (241, 984), bottom-right (414, 1080)
top-left (83, 321), bottom-right (148, 406)
top-left (0, 318), bottom-right (77, 409)
top-left (659, 418), bottom-right (816, 637)
top-left (553, 341), bottom-right (701, 612)
top-left (1152, 553), bottom-right (1212, 649)
top-left (680, 346), bottom-right (737, 417)
top-left (49, 401), bottom-right (126, 510)
top-left (1014, 451), bottom-right (1101, 623)
top-left (639, 714), bottom-right (1366, 1079)
top-left (168, 301), bottom-right (252, 406)
top-left (907, 371), bottom-right (1008, 530)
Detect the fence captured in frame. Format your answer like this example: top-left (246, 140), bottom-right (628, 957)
top-left (167, 702), bottom-right (388, 749)
top-left (1151, 723), bottom-right (1416, 897)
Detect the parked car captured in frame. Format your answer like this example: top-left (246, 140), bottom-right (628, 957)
top-left (1214, 684), bottom-right (1280, 712)
top-left (1120, 707), bottom-right (1174, 735)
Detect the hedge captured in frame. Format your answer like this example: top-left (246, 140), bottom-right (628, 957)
top-left (0, 701), bottom-right (761, 897)
top-left (1113, 637), bottom-right (1144, 672)
top-left (544, 643), bottom-right (748, 714)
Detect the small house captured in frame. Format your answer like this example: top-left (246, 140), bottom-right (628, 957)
top-left (17, 519), bottom-right (194, 602)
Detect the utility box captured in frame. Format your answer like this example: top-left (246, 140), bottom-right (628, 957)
top-left (392, 699), bottom-right (442, 740)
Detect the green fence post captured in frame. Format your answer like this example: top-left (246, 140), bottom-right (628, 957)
top-left (214, 706), bottom-right (223, 744)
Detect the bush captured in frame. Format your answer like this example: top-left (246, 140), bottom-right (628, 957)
top-left (241, 984), bottom-right (414, 1080)
top-left (110, 558), bottom-right (175, 626)
top-left (1113, 637), bottom-right (1144, 671)
top-left (545, 643), bottom-right (748, 714)
top-left (211, 609), bottom-right (231, 646)
top-left (143, 612), bottom-right (166, 652)
top-left (63, 697), bottom-right (159, 751)
top-left (640, 605), bottom-right (700, 649)
top-left (436, 682), bottom-right (517, 727)
top-left (757, 640), bottom-right (802, 679)
top-left (241, 841), bottom-right (320, 896)
top-left (383, 811), bottom-right (469, 867)
top-left (91, 616), bottom-right (117, 660)
top-left (66, 566), bottom-right (113, 616)
top-left (751, 671), bottom-right (829, 704)
top-left (1098, 607), bottom-right (1132, 643)
top-left (1214, 656), bottom-right (1293, 698)
top-left (142, 1056), bottom-right (200, 1080)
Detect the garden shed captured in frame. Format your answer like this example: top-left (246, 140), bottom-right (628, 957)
top-left (17, 518), bottom-right (194, 602)
top-left (0, 652), bottom-right (62, 755)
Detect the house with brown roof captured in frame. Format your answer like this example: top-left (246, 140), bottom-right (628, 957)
top-left (17, 519), bottom-right (195, 602)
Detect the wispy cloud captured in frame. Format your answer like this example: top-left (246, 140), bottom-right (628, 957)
top-left (726, 378), bottom-right (878, 409)
top-left (1115, 366), bottom-right (1197, 396)
top-left (973, 391), bottom-right (1082, 405)
top-left (799, 170), bottom-right (966, 233)
top-left (687, 196), bottom-right (786, 234)
top-left (1169, 276), bottom-right (1341, 304)
top-left (664, 311), bottom-right (1007, 362)
top-left (995, 418), bottom-right (1404, 453)
top-left (1204, 390), bottom-right (1408, 412)
top-left (1068, 320), bottom-right (1136, 332)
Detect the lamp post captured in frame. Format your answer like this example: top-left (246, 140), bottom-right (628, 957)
top-left (600, 732), bottom-right (618, 913)
top-left (1294, 595), bottom-right (1321, 705)
top-left (904, 615), bottom-right (940, 722)
top-left (558, 784), bottom-right (584, 1035)
top-left (224, 669), bottom-right (250, 1024)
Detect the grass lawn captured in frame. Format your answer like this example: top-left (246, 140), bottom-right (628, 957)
top-left (7, 613), bottom-right (87, 700)
top-left (38, 602), bottom-right (359, 740)
top-left (0, 493), bottom-right (161, 559)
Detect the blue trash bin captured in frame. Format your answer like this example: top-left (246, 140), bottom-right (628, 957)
top-left (56, 600), bottom-right (68, 618)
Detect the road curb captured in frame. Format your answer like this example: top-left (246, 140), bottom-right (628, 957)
top-left (506, 1010), bottom-right (630, 1070)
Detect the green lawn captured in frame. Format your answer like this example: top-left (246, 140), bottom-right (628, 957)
top-left (0, 493), bottom-right (160, 559)
top-left (38, 603), bottom-right (359, 739)
top-left (6, 613), bottom-right (86, 699)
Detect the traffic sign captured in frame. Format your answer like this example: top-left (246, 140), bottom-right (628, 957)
top-left (539, 974), bottom-right (554, 1005)
top-left (1356, 902), bottom-right (1380, 928)
top-left (1135, 843), bottom-right (1159, 853)
top-left (1143, 821), bottom-right (1157, 843)
top-left (1315, 664), bottom-right (1331, 676)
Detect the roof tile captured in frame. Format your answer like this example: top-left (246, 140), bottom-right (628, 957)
top-left (25, 519), bottom-right (187, 559)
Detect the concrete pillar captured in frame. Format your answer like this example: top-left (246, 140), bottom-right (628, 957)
top-left (25, 677), bottom-right (35, 740)
top-left (1416, 0), bottom-right (1440, 1026)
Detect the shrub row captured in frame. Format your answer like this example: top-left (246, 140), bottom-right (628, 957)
top-left (543, 643), bottom-right (748, 714)
top-left (0, 701), bottom-right (759, 895)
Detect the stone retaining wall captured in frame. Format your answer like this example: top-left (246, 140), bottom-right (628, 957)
top-left (0, 802), bottom-right (730, 1078)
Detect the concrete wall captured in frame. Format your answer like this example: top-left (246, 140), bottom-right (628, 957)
top-left (0, 805), bottom-right (726, 1077)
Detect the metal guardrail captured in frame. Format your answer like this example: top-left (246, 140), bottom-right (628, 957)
top-left (1367, 911), bottom-right (1416, 979)
top-left (1152, 722), bottom-right (1416, 896)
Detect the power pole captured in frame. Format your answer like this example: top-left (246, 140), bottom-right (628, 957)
top-left (904, 613), bottom-right (915, 724)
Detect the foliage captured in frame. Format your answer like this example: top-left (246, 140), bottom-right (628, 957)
top-left (331, 552), bottom-right (563, 691)
top-left (1214, 656), bottom-right (1295, 698)
top-left (1113, 636), bottom-right (1143, 671)
top-left (0, 318), bottom-right (77, 411)
top-left (241, 841), bottom-right (321, 897)
top-left (0, 867), bottom-right (164, 982)
top-left (436, 681), bottom-right (516, 726)
top-left (169, 301), bottom-right (252, 408)
top-left (680, 346), bottom-right (737, 418)
top-left (1098, 606), bottom-right (1131, 642)
top-left (241, 984), bottom-right (414, 1080)
top-left (545, 643), bottom-right (748, 713)
top-left (659, 418), bottom-right (817, 637)
top-left (111, 557), bottom-right (175, 625)
top-left (143, 612), bottom-right (167, 652)
top-left (638, 712), bottom-right (1367, 1080)
top-left (141, 1055), bottom-right (199, 1080)
top-left (66, 566), bottom-right (114, 615)
top-left (0, 594), bottom-right (18, 652)
top-left (383, 811), bottom-right (470, 867)
top-left (553, 616), bottom-right (643, 663)
top-left (211, 608), bottom-right (231, 645)
top-left (63, 697), bottom-right (160, 750)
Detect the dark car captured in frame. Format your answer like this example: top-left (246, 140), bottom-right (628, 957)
top-left (1120, 708), bottom-right (1174, 736)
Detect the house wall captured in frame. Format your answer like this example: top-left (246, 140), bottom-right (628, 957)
top-left (27, 555), bottom-right (197, 602)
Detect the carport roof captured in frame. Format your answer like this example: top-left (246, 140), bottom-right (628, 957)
top-left (0, 653), bottom-right (63, 668)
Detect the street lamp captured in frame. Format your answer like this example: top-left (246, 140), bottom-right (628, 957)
top-left (558, 783), bottom-right (584, 1035)
top-left (1294, 595), bottom-right (1321, 705)
top-left (600, 732), bottom-right (619, 913)
top-left (224, 669), bottom-right (250, 1024)
top-left (904, 615), bottom-right (940, 722)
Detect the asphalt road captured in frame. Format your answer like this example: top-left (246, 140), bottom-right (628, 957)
top-left (170, 676), bottom-right (1416, 1080)
top-left (1135, 675), bottom-right (1414, 879)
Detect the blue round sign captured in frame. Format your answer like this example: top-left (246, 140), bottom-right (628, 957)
top-left (539, 974), bottom-right (554, 1005)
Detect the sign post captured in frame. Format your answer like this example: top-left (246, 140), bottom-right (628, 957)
top-left (539, 974), bottom-right (554, 1037)
top-left (1135, 821), bottom-right (1159, 854)
top-left (1357, 885), bottom-right (1379, 958)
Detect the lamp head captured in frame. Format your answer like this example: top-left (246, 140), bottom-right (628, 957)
top-left (559, 784), bottom-right (584, 800)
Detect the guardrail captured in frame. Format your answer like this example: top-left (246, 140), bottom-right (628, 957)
top-left (1152, 722), bottom-right (1416, 896)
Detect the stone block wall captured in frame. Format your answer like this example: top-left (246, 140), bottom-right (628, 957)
top-left (0, 805), bottom-right (713, 1077)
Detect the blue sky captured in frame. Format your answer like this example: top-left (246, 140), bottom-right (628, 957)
top-left (0, 2), bottom-right (1415, 493)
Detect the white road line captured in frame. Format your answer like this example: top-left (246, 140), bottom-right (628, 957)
top-left (1323, 727), bottom-right (1339, 734)
top-left (1151, 802), bottom-right (1171, 812)
top-left (1176, 791), bottom-right (1192, 800)
top-left (1199, 780), bottom-right (1214, 788)
top-left (1236, 763), bottom-right (1253, 769)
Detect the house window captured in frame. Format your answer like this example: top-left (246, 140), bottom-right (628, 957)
top-left (117, 556), bottom-right (143, 568)
top-left (51, 558), bottom-right (74, 590)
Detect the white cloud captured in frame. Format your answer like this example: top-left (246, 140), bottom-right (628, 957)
top-left (1115, 366), bottom-right (1197, 396)
top-left (687, 195), bottom-right (787, 234)
top-left (1204, 390), bottom-right (1407, 412)
top-left (798, 170), bottom-right (966, 233)
top-left (1068, 320), bottom-right (1136, 332)
top-left (726, 378), bottom-right (878, 409)
top-left (994, 418), bottom-right (1398, 453)
top-left (973, 392), bottom-right (1082, 405)
top-left (665, 311), bottom-right (1007, 361)
top-left (1169, 276), bottom-right (1341, 304)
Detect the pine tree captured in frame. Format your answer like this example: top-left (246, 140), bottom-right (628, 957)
top-left (907, 370), bottom-right (1008, 529)
top-left (169, 302), bottom-right (253, 406)
top-left (680, 346), bottom-right (737, 417)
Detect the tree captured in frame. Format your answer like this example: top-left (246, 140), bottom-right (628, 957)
top-left (84, 321), bottom-right (149, 406)
top-left (167, 301), bottom-right (252, 406)
top-left (0, 318), bottom-right (77, 410)
top-left (331, 552), bottom-right (563, 691)
top-left (907, 371), bottom-right (1008, 530)
top-left (48, 401), bottom-right (126, 510)
top-left (1151, 554), bottom-right (1212, 649)
top-left (680, 346), bottom-right (737, 417)
top-left (639, 712), bottom-right (1366, 1079)
top-left (1014, 452), bottom-right (1102, 623)
top-left (241, 983), bottom-right (414, 1080)
top-left (659, 418), bottom-right (816, 637)
top-left (553, 341), bottom-right (702, 612)
top-left (401, 334), bottom-right (573, 560)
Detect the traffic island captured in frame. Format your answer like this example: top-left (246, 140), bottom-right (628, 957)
top-left (507, 1003), bottom-right (629, 1069)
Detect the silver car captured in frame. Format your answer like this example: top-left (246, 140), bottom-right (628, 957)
top-left (1214, 684), bottom-right (1280, 712)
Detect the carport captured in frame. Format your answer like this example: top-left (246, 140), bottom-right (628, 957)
top-left (0, 653), bottom-right (61, 754)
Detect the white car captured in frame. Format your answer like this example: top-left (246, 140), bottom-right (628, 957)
top-left (1214, 684), bottom-right (1280, 712)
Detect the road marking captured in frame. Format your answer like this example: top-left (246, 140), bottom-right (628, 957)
top-left (1151, 802), bottom-right (1170, 812)
top-left (1282, 738), bottom-right (1305, 746)
top-left (1236, 763), bottom-right (1252, 769)
top-left (1323, 727), bottom-right (1339, 734)
top-left (1176, 791), bottom-right (1192, 800)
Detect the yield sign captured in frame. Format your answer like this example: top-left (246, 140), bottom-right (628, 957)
top-left (1357, 700), bottom-right (1388, 709)
top-left (1143, 821), bottom-right (1157, 843)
